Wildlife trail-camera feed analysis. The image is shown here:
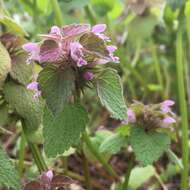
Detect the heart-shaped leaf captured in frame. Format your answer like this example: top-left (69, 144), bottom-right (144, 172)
top-left (43, 103), bottom-right (88, 157)
top-left (130, 127), bottom-right (170, 166)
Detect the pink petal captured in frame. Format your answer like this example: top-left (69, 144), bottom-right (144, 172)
top-left (70, 42), bottom-right (87, 67)
top-left (27, 81), bottom-right (38, 91)
top-left (22, 43), bottom-right (39, 52)
top-left (163, 117), bottom-right (176, 124)
top-left (92, 24), bottom-right (106, 33)
top-left (83, 71), bottom-right (94, 80)
top-left (45, 170), bottom-right (54, 181)
top-left (50, 26), bottom-right (61, 35)
top-left (123, 109), bottom-right (136, 124)
top-left (162, 100), bottom-right (175, 107)
top-left (107, 45), bottom-right (117, 54)
top-left (77, 58), bottom-right (87, 67)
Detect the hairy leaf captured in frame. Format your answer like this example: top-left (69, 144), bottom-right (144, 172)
top-left (43, 104), bottom-right (88, 157)
top-left (38, 66), bottom-right (75, 115)
top-left (4, 82), bottom-right (43, 131)
top-left (0, 104), bottom-right (9, 125)
top-left (80, 32), bottom-right (110, 59)
top-left (130, 127), bottom-right (170, 166)
top-left (99, 133), bottom-right (128, 154)
top-left (0, 42), bottom-right (11, 89)
top-left (10, 53), bottom-right (33, 85)
top-left (39, 40), bottom-right (62, 63)
top-left (0, 145), bottom-right (20, 189)
top-left (96, 68), bottom-right (127, 120)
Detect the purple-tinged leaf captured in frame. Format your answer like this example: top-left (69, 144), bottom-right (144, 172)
top-left (39, 40), bottom-right (62, 63)
top-left (62, 24), bottom-right (90, 37)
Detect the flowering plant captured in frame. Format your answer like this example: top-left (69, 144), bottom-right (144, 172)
top-left (0, 0), bottom-right (187, 188)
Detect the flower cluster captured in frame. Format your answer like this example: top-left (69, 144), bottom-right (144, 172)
top-left (123, 100), bottom-right (176, 131)
top-left (23, 170), bottom-right (77, 190)
top-left (24, 24), bottom-right (119, 99)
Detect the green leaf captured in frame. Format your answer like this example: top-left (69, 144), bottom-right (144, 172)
top-left (0, 42), bottom-right (11, 89)
top-left (116, 124), bottom-right (131, 136)
top-left (128, 166), bottom-right (155, 190)
top-left (99, 133), bottom-right (128, 154)
top-left (166, 149), bottom-right (183, 170)
top-left (38, 66), bottom-right (75, 115)
top-left (130, 127), bottom-right (170, 166)
top-left (83, 130), bottom-right (112, 162)
top-left (0, 14), bottom-right (27, 36)
top-left (0, 104), bottom-right (9, 125)
top-left (96, 68), bottom-right (127, 120)
top-left (0, 145), bottom-right (20, 189)
top-left (10, 53), bottom-right (33, 85)
top-left (4, 82), bottom-right (43, 131)
top-left (43, 104), bottom-right (88, 157)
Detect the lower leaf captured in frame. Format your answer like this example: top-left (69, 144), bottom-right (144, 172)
top-left (130, 127), bottom-right (170, 166)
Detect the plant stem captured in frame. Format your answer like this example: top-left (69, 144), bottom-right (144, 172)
top-left (176, 29), bottom-right (189, 190)
top-left (84, 5), bottom-right (97, 25)
top-left (186, 16), bottom-right (190, 112)
top-left (51, 0), bottom-right (64, 26)
top-left (131, 39), bottom-right (141, 67)
top-left (82, 131), bottom-right (119, 180)
top-left (152, 44), bottom-right (165, 98)
top-left (18, 131), bottom-right (26, 176)
top-left (22, 120), bottom-right (48, 173)
top-left (122, 154), bottom-right (134, 190)
top-left (81, 151), bottom-right (92, 190)
top-left (61, 156), bottom-right (68, 174)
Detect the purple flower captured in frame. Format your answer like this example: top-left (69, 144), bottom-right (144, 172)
top-left (163, 116), bottom-right (176, 124)
top-left (40, 170), bottom-right (53, 189)
top-left (83, 71), bottom-right (94, 80)
top-left (107, 45), bottom-right (117, 53)
top-left (45, 170), bottom-right (54, 181)
top-left (91, 24), bottom-right (110, 41)
top-left (122, 108), bottom-right (136, 124)
top-left (50, 26), bottom-right (61, 35)
top-left (23, 23), bottom-right (119, 68)
top-left (22, 43), bottom-right (40, 64)
top-left (94, 45), bottom-right (119, 64)
top-left (27, 81), bottom-right (41, 101)
top-left (127, 109), bottom-right (136, 123)
top-left (92, 24), bottom-right (106, 33)
top-left (107, 45), bottom-right (120, 63)
top-left (70, 42), bottom-right (87, 67)
top-left (161, 116), bottom-right (176, 130)
top-left (161, 99), bottom-right (175, 113)
top-left (27, 81), bottom-right (38, 91)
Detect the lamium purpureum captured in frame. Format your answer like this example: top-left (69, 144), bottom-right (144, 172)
top-left (23, 24), bottom-right (119, 100)
top-left (123, 100), bottom-right (176, 131)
